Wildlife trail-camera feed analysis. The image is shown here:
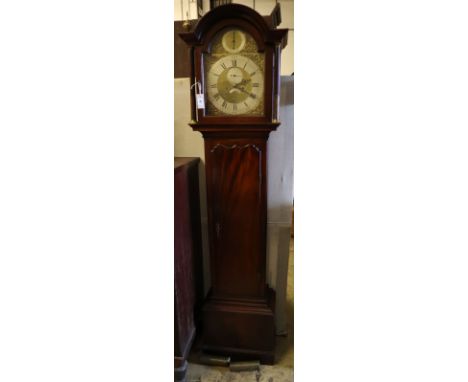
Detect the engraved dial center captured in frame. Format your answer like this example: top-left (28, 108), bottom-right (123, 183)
top-left (226, 68), bottom-right (243, 85)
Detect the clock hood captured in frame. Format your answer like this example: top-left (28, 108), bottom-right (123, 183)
top-left (179, 4), bottom-right (287, 50)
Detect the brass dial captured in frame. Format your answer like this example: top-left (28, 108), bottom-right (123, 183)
top-left (206, 55), bottom-right (264, 115)
top-left (221, 29), bottom-right (246, 53)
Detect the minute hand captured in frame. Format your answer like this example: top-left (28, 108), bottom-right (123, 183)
top-left (230, 85), bottom-right (249, 95)
top-left (232, 79), bottom-right (251, 93)
top-left (237, 78), bottom-right (251, 87)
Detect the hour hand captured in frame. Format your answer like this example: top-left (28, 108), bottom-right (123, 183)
top-left (230, 79), bottom-right (251, 93)
top-left (229, 84), bottom-right (248, 94)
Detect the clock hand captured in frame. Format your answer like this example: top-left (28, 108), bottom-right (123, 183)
top-left (232, 78), bottom-right (251, 88)
top-left (228, 78), bottom-right (253, 94)
top-left (234, 78), bottom-right (251, 89)
top-left (230, 84), bottom-right (250, 95)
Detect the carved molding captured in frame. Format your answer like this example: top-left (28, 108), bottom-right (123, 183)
top-left (210, 143), bottom-right (261, 153)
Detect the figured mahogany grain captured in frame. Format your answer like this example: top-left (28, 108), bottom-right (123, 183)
top-left (208, 141), bottom-right (265, 298)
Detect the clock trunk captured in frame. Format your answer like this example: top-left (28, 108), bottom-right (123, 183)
top-left (202, 135), bottom-right (275, 364)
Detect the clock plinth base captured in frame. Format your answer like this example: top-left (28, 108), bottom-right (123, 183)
top-left (201, 289), bottom-right (276, 365)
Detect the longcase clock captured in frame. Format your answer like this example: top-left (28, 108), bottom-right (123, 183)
top-left (180, 4), bottom-right (287, 364)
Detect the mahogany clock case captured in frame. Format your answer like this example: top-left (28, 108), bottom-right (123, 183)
top-left (179, 4), bottom-right (288, 365)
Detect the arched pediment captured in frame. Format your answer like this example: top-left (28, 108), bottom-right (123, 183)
top-left (179, 4), bottom-right (287, 49)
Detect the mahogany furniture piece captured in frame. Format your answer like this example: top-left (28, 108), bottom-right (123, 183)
top-left (174, 157), bottom-right (204, 382)
top-left (180, 4), bottom-right (287, 364)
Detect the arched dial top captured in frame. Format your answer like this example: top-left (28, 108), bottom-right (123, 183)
top-left (204, 27), bottom-right (265, 117)
top-left (221, 29), bottom-right (246, 53)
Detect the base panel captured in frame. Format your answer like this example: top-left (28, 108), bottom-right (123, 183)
top-left (201, 297), bottom-right (276, 365)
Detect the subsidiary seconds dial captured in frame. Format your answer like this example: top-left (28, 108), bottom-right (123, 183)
top-left (206, 55), bottom-right (264, 115)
